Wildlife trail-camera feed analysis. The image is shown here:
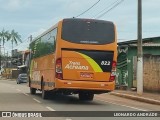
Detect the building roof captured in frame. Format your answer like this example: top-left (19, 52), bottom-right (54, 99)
top-left (129, 43), bottom-right (160, 47)
top-left (118, 36), bottom-right (160, 47)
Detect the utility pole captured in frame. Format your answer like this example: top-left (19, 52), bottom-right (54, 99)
top-left (137, 0), bottom-right (143, 95)
top-left (29, 35), bottom-right (32, 43)
top-left (0, 45), bottom-right (1, 70)
top-left (27, 35), bottom-right (32, 75)
top-left (6, 51), bottom-right (8, 68)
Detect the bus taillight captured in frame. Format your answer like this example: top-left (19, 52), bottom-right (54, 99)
top-left (109, 61), bottom-right (117, 82)
top-left (56, 58), bottom-right (63, 79)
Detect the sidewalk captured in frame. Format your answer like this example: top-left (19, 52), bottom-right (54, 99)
top-left (110, 90), bottom-right (160, 105)
top-left (0, 77), bottom-right (15, 81)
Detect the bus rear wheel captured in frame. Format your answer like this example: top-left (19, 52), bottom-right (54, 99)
top-left (30, 88), bottom-right (36, 94)
top-left (42, 89), bottom-right (50, 99)
top-left (78, 92), bottom-right (94, 101)
top-left (41, 80), bottom-right (50, 99)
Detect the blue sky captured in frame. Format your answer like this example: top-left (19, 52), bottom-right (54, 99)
top-left (0, 0), bottom-right (160, 54)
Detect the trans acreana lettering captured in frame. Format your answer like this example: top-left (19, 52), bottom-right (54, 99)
top-left (65, 61), bottom-right (88, 70)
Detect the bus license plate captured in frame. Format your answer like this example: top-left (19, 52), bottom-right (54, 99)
top-left (80, 72), bottom-right (93, 78)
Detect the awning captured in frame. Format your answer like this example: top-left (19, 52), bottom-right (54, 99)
top-left (17, 65), bottom-right (27, 68)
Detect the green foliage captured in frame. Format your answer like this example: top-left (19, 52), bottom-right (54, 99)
top-left (0, 29), bottom-right (22, 68)
top-left (0, 29), bottom-right (10, 45)
top-left (30, 28), bottom-right (57, 59)
top-left (30, 40), bottom-right (55, 58)
top-left (9, 29), bottom-right (22, 50)
top-left (0, 29), bottom-right (22, 48)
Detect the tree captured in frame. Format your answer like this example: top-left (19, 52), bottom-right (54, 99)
top-left (9, 29), bottom-right (22, 50)
top-left (0, 29), bottom-right (10, 45)
top-left (0, 29), bottom-right (10, 69)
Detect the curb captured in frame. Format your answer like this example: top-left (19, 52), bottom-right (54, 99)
top-left (110, 92), bottom-right (160, 105)
top-left (0, 79), bottom-right (16, 81)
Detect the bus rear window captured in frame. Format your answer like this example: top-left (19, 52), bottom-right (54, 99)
top-left (62, 19), bottom-right (115, 44)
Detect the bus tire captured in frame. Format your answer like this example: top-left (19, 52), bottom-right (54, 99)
top-left (79, 92), bottom-right (94, 101)
top-left (30, 88), bottom-right (36, 94)
top-left (41, 80), bottom-right (50, 99)
top-left (42, 89), bottom-right (50, 99)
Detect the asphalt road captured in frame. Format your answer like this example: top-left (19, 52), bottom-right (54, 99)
top-left (0, 79), bottom-right (159, 120)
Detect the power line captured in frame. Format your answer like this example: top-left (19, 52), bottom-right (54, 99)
top-left (12, 38), bottom-right (30, 49)
top-left (75, 0), bottom-right (101, 18)
top-left (96, 0), bottom-right (124, 19)
top-left (91, 0), bottom-right (117, 18)
top-left (5, 38), bottom-right (30, 52)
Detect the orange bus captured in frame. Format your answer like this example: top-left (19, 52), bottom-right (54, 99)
top-left (29, 18), bottom-right (117, 101)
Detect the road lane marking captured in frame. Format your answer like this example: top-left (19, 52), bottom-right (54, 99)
top-left (46, 106), bottom-right (55, 111)
top-left (33, 98), bottom-right (41, 103)
top-left (16, 89), bottom-right (21, 92)
top-left (23, 93), bottom-right (29, 96)
top-left (96, 96), bottom-right (148, 111)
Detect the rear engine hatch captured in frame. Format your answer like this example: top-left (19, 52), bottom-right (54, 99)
top-left (62, 49), bottom-right (114, 81)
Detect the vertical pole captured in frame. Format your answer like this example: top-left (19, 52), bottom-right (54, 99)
top-left (28, 35), bottom-right (32, 43)
top-left (0, 44), bottom-right (2, 70)
top-left (6, 51), bottom-right (8, 68)
top-left (29, 35), bottom-right (32, 62)
top-left (3, 47), bottom-right (5, 68)
top-left (28, 35), bottom-right (32, 75)
top-left (137, 0), bottom-right (143, 95)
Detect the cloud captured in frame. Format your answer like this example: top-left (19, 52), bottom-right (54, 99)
top-left (2, 0), bottom-right (30, 11)
top-left (143, 0), bottom-right (160, 8)
top-left (16, 28), bottom-right (46, 51)
top-left (3, 28), bottom-right (46, 53)
top-left (1, 0), bottom-right (160, 52)
top-left (4, 0), bottom-right (21, 11)
top-left (143, 17), bottom-right (160, 25)
top-left (30, 28), bottom-right (46, 38)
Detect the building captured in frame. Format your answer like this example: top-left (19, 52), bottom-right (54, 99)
top-left (117, 36), bottom-right (160, 92)
top-left (1, 49), bottom-right (30, 79)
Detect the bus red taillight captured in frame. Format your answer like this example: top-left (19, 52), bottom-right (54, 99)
top-left (56, 58), bottom-right (63, 79)
top-left (109, 61), bottom-right (116, 82)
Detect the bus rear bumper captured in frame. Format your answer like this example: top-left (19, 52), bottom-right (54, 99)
top-left (55, 79), bottom-right (115, 93)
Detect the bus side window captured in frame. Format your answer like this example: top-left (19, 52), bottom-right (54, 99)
top-left (50, 28), bottom-right (57, 52)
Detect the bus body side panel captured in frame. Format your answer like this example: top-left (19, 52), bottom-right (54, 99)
top-left (30, 54), bottom-right (55, 90)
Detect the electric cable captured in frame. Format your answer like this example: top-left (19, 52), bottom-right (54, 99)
top-left (96, 0), bottom-right (124, 19)
top-left (75, 0), bottom-right (101, 18)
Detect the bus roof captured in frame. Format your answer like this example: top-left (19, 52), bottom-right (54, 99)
top-left (31, 18), bottom-right (114, 43)
top-left (63, 18), bottom-right (114, 24)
